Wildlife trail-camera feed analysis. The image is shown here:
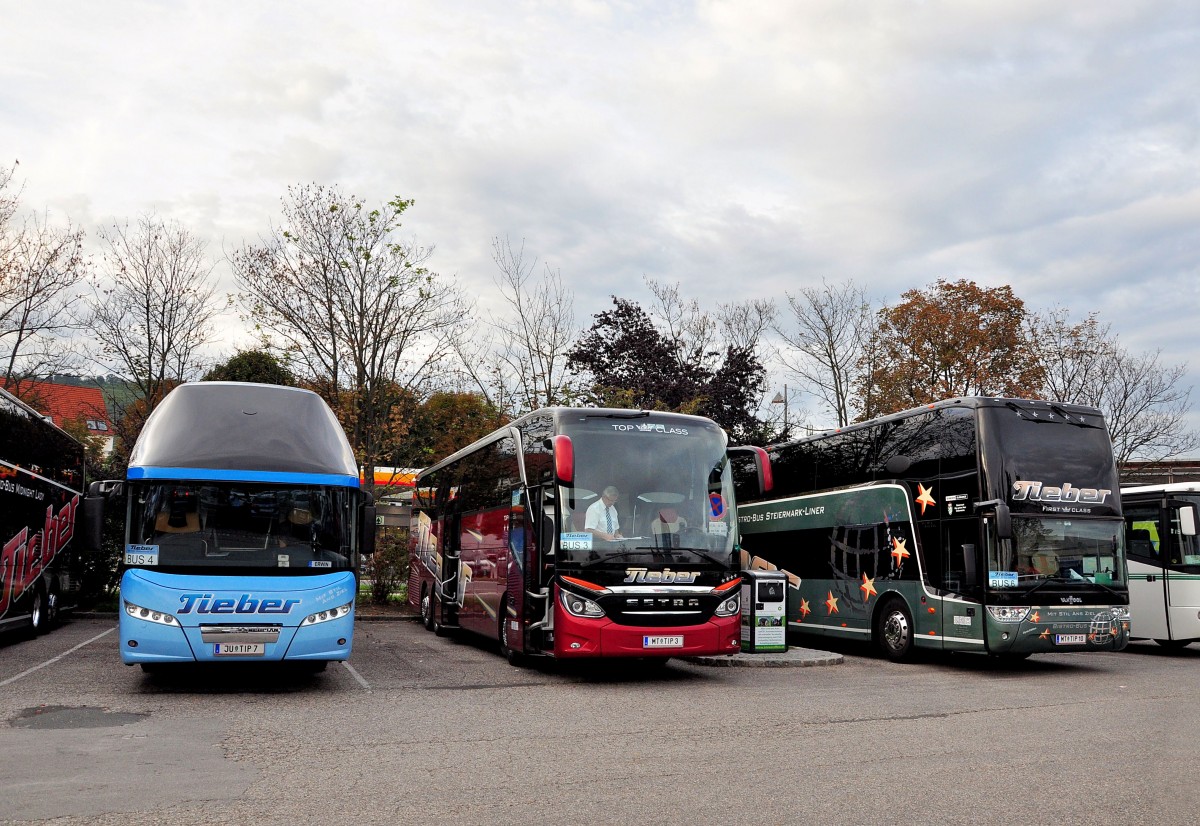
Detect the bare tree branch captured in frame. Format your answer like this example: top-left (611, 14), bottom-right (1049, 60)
top-left (230, 185), bottom-right (466, 475)
top-left (0, 164), bottom-right (90, 391)
top-left (1032, 307), bottom-right (1198, 464)
top-left (88, 214), bottom-right (223, 409)
top-left (773, 278), bottom-right (872, 427)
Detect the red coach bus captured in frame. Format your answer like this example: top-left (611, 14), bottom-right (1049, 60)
top-left (408, 407), bottom-right (769, 664)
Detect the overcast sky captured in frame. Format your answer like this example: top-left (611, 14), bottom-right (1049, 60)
top-left (3, 1), bottom-right (1198, 435)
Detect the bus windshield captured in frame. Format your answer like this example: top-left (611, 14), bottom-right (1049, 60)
top-left (555, 414), bottom-right (735, 573)
top-left (127, 482), bottom-right (356, 571)
top-left (989, 516), bottom-right (1126, 590)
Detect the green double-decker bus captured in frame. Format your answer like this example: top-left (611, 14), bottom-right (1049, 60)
top-left (735, 397), bottom-right (1130, 661)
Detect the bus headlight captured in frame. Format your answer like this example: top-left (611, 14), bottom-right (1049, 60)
top-left (560, 590), bottom-right (605, 618)
top-left (124, 600), bottom-right (179, 626)
top-left (986, 606), bottom-right (1030, 623)
top-left (302, 601), bottom-right (353, 626)
top-left (714, 593), bottom-right (740, 617)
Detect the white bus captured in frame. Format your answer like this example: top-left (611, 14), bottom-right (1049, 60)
top-left (1121, 483), bottom-right (1200, 648)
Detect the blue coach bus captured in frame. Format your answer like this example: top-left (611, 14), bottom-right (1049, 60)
top-left (115, 382), bottom-right (375, 671)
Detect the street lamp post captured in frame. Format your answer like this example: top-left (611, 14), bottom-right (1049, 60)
top-left (771, 385), bottom-right (788, 439)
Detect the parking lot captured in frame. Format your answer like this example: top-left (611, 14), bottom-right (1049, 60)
top-left (4, 615), bottom-right (1200, 825)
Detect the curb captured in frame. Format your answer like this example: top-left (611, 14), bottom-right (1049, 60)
top-left (683, 647), bottom-right (844, 667)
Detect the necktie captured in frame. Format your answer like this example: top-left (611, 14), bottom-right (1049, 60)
top-left (605, 506), bottom-right (613, 534)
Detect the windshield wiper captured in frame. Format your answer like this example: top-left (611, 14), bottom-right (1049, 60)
top-left (1021, 574), bottom-right (1121, 601)
top-left (573, 549), bottom-right (657, 568)
top-left (628, 546), bottom-right (728, 566)
top-left (585, 411), bottom-right (650, 420)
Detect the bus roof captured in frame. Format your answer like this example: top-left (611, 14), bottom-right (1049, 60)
top-left (417, 406), bottom-right (724, 480)
top-left (127, 382), bottom-right (359, 486)
top-left (769, 396), bottom-right (1105, 452)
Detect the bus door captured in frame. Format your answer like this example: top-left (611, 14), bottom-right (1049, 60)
top-left (503, 488), bottom-right (532, 652)
top-left (939, 518), bottom-right (983, 646)
top-left (1162, 500), bottom-right (1200, 640)
top-left (1123, 499), bottom-right (1170, 640)
top-left (457, 507), bottom-right (505, 636)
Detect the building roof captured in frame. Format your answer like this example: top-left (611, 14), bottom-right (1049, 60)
top-left (6, 380), bottom-right (113, 434)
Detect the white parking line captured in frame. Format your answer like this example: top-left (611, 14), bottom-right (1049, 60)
top-left (0, 627), bottom-right (116, 688)
top-left (340, 660), bottom-right (371, 691)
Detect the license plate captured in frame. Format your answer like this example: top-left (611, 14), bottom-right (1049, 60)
top-left (1054, 634), bottom-right (1087, 645)
top-left (643, 635), bottom-right (683, 649)
top-left (214, 643), bottom-right (266, 656)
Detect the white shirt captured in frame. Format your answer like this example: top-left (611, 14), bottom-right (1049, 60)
top-left (584, 498), bottom-right (619, 534)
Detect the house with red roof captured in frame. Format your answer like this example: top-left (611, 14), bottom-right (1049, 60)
top-left (5, 380), bottom-right (115, 455)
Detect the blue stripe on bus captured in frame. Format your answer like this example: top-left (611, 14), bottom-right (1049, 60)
top-left (126, 466), bottom-right (360, 487)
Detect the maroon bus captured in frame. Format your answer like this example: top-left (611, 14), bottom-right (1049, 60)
top-left (408, 407), bottom-right (769, 664)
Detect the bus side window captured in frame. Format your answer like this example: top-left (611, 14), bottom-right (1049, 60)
top-left (1128, 527), bottom-right (1156, 559)
top-left (1171, 506), bottom-right (1200, 565)
top-left (1124, 505), bottom-right (1160, 561)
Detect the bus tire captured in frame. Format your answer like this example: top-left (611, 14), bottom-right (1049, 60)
top-left (432, 603), bottom-right (450, 637)
top-left (26, 585), bottom-right (46, 637)
top-left (44, 582), bottom-right (60, 629)
top-left (498, 599), bottom-right (523, 666)
top-left (1154, 638), bottom-right (1191, 649)
top-left (876, 598), bottom-right (915, 662)
top-left (420, 584), bottom-right (435, 631)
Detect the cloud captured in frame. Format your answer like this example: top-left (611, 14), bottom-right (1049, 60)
top-left (1, 0), bottom-right (1197, 441)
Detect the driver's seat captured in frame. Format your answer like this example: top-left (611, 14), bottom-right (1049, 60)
top-left (651, 508), bottom-right (686, 548)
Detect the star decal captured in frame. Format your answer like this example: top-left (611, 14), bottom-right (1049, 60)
top-left (799, 598), bottom-right (811, 620)
top-left (825, 590), bottom-right (839, 615)
top-left (915, 483), bottom-right (937, 516)
top-left (1039, 628), bottom-right (1051, 640)
top-left (860, 573), bottom-right (877, 602)
top-left (890, 536), bottom-right (911, 566)
top-left (1030, 611), bottom-right (1040, 623)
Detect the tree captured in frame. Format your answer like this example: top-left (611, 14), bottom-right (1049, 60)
top-left (391, 391), bottom-right (507, 468)
top-left (859, 279), bottom-right (1044, 419)
top-left (569, 296), bottom-right (699, 410)
top-left (229, 185), bottom-right (466, 489)
top-left (455, 236), bottom-right (578, 415)
top-left (203, 349), bottom-right (296, 385)
top-left (774, 279), bottom-right (872, 428)
top-left (0, 164), bottom-right (90, 393)
top-left (1032, 307), bottom-right (1198, 465)
top-left (568, 287), bottom-right (772, 442)
top-left (89, 214), bottom-right (224, 413)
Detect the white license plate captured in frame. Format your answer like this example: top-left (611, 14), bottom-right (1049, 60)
top-left (214, 643), bottom-right (266, 656)
top-left (1054, 634), bottom-right (1087, 645)
top-left (643, 635), bottom-right (683, 649)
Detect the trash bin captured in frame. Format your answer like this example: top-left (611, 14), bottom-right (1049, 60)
top-left (740, 569), bottom-right (788, 653)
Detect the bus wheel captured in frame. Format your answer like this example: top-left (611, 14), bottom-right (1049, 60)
top-left (876, 599), bottom-right (914, 662)
top-left (44, 583), bottom-right (60, 629)
top-left (1154, 638), bottom-right (1192, 649)
top-left (432, 603), bottom-right (450, 637)
top-left (26, 586), bottom-right (46, 637)
top-left (420, 585), bottom-right (435, 631)
top-left (498, 601), bottom-right (523, 666)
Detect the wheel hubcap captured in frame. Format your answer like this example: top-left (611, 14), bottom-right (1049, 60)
top-left (884, 611), bottom-right (909, 651)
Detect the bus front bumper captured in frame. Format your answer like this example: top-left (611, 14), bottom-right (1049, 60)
top-left (553, 609), bottom-right (741, 658)
top-left (987, 605), bottom-right (1131, 655)
top-left (119, 611), bottom-right (354, 664)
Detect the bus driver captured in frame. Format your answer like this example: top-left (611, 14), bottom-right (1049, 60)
top-left (584, 485), bottom-right (623, 541)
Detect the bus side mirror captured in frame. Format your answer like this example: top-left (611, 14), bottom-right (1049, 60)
top-left (82, 494), bottom-right (105, 554)
top-left (884, 455), bottom-right (912, 476)
top-left (1180, 505), bottom-right (1198, 537)
top-left (995, 503), bottom-right (1012, 540)
top-left (360, 504), bottom-right (377, 555)
top-left (552, 435), bottom-right (574, 485)
top-left (729, 445), bottom-right (773, 495)
top-left (82, 479), bottom-right (122, 554)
